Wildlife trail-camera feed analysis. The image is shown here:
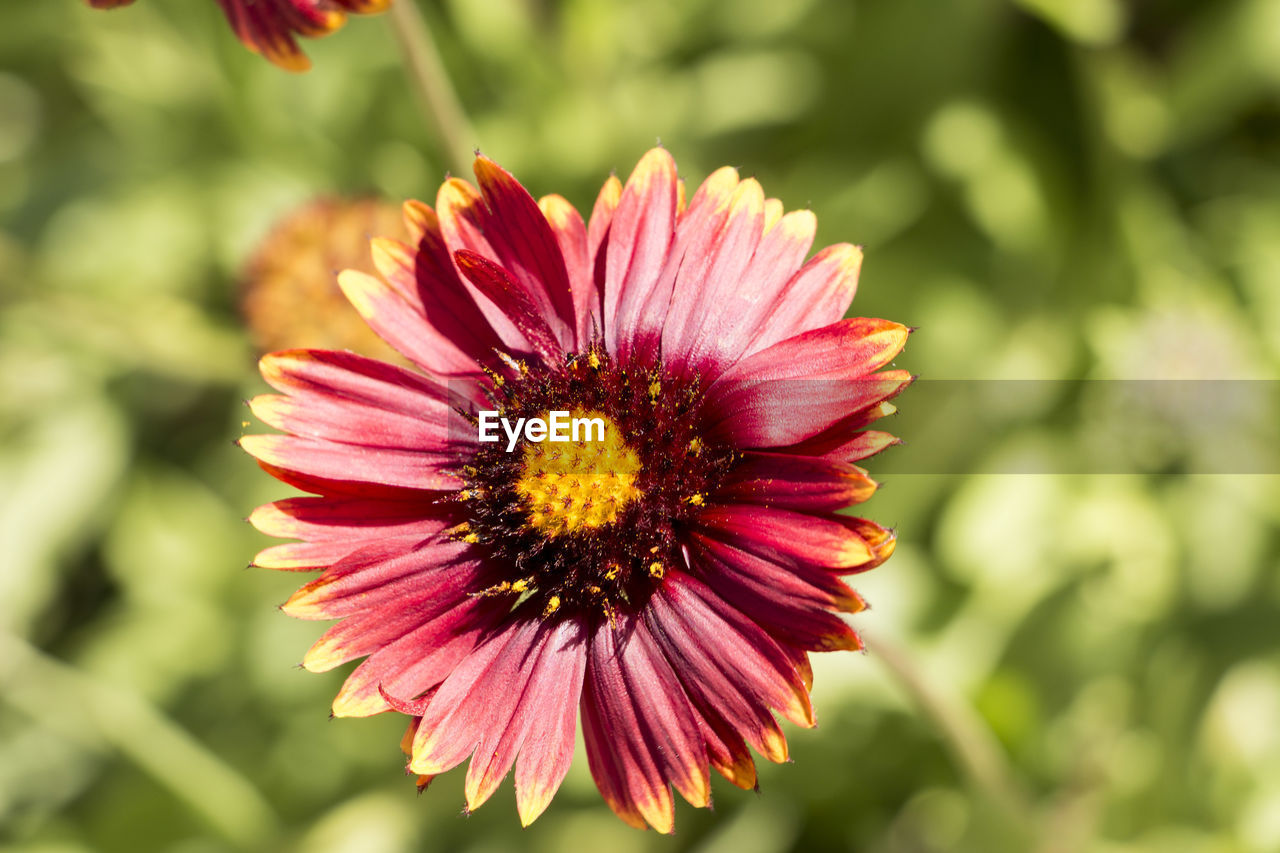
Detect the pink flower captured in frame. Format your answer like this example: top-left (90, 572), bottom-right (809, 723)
top-left (242, 148), bottom-right (910, 831)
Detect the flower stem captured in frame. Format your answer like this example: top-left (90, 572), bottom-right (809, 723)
top-left (0, 631), bottom-right (281, 848)
top-left (861, 630), bottom-right (1031, 819)
top-left (387, 0), bottom-right (476, 177)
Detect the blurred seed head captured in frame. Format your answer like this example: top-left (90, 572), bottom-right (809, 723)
top-left (239, 198), bottom-right (407, 362)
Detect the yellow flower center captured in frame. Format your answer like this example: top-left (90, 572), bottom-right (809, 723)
top-left (514, 410), bottom-right (642, 537)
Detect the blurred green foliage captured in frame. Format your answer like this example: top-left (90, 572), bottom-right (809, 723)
top-left (2, 1), bottom-right (1279, 851)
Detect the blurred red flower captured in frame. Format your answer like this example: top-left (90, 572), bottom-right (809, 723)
top-left (86, 0), bottom-right (391, 71)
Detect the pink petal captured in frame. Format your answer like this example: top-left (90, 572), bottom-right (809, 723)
top-left (338, 268), bottom-right (489, 378)
top-left (680, 208), bottom-right (817, 374)
top-left (587, 173), bottom-right (622, 279)
top-left (704, 318), bottom-right (912, 448)
top-left (539, 194), bottom-right (597, 347)
top-left (618, 164), bottom-right (741, 362)
top-left (746, 243), bottom-right (864, 352)
top-left (409, 617), bottom-right (538, 775)
top-left (369, 211), bottom-right (506, 373)
top-left (280, 538), bottom-right (478, 619)
top-left (688, 529), bottom-right (865, 617)
top-left (780, 428), bottom-right (903, 464)
top-left (644, 576), bottom-right (797, 759)
top-left (239, 434), bottom-right (461, 493)
top-left (435, 177), bottom-right (534, 351)
top-left (454, 619), bottom-right (589, 824)
top-left (248, 495), bottom-right (449, 542)
top-left (603, 148), bottom-right (679, 358)
top-left (249, 393), bottom-right (454, 453)
top-left (333, 596), bottom-right (503, 717)
top-left (659, 178), bottom-right (766, 370)
top-left (713, 317), bottom-right (910, 385)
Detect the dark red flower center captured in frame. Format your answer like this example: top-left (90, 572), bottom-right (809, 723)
top-left (456, 346), bottom-right (736, 620)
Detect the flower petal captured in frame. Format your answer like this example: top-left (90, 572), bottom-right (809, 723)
top-left (409, 617), bottom-right (568, 783)
top-left (333, 596), bottom-right (501, 717)
top-left (339, 268), bottom-right (494, 378)
top-left (472, 156), bottom-right (577, 346)
top-left (688, 533), bottom-right (865, 653)
top-left (645, 574), bottom-right (802, 757)
top-left (695, 504), bottom-right (876, 571)
top-left (454, 250), bottom-right (564, 363)
top-left (248, 494), bottom-right (448, 542)
top-left (450, 619), bottom-right (588, 822)
top-left (582, 612), bottom-right (709, 833)
top-left (240, 433), bottom-right (461, 493)
top-left (539, 194), bottom-right (596, 347)
top-left (719, 451), bottom-right (879, 511)
top-left (248, 496), bottom-right (451, 569)
top-left (587, 173), bottom-right (622, 276)
top-left (746, 243), bottom-right (864, 351)
top-left (280, 538), bottom-right (477, 620)
top-left (689, 528), bottom-right (865, 618)
top-left (370, 208), bottom-right (507, 374)
top-left (682, 208), bottom-right (817, 374)
top-left (604, 148), bottom-right (679, 358)
top-left (659, 178), bottom-right (767, 370)
top-left (435, 178), bottom-right (534, 352)
top-left (705, 318), bottom-right (912, 447)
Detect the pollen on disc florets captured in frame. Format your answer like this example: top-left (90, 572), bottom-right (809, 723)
top-left (457, 345), bottom-right (736, 620)
top-left (515, 410), bottom-right (643, 537)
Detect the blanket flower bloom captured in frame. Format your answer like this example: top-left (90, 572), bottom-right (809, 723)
top-left (242, 148), bottom-right (911, 832)
top-left (85, 0), bottom-right (391, 71)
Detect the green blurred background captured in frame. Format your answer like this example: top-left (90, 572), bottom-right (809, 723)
top-left (2, 1), bottom-right (1279, 851)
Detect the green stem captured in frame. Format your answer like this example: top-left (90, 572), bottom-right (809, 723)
top-left (0, 632), bottom-right (281, 849)
top-left (388, 0), bottom-right (477, 177)
top-left (862, 630), bottom-right (1030, 819)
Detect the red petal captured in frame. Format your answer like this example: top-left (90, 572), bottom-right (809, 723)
top-left (248, 496), bottom-right (451, 569)
top-left (704, 318), bottom-right (912, 448)
top-left (684, 208), bottom-right (817, 374)
top-left (687, 535), bottom-right (865, 653)
top-left (472, 156), bottom-right (577, 346)
top-left (410, 615), bottom-right (584, 803)
top-left (781, 428), bottom-right (903, 464)
top-left (719, 451), bottom-right (879, 511)
top-left (339, 268), bottom-right (493, 378)
top-left (248, 495), bottom-right (448, 542)
top-left (582, 612), bottom-right (709, 833)
top-left (453, 250), bottom-right (564, 363)
top-left (587, 174), bottom-right (622, 279)
top-left (689, 529), bottom-right (865, 616)
top-left (435, 178), bottom-right (534, 352)
top-left (714, 317), bottom-right (909, 385)
top-left (695, 504), bottom-right (876, 571)
top-left (603, 148), bottom-right (679, 359)
top-left (645, 576), bottom-right (801, 756)
top-left (369, 221), bottom-right (506, 374)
